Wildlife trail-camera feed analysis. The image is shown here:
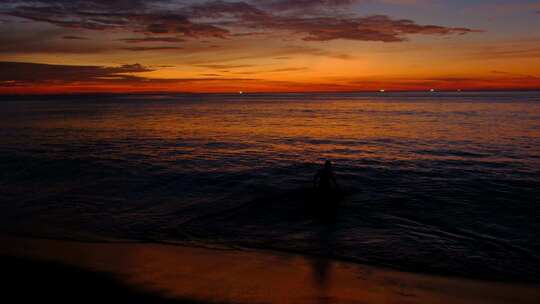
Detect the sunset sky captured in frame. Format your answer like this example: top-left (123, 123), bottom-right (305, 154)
top-left (1, 0), bottom-right (540, 93)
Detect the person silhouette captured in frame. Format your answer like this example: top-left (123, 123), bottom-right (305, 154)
top-left (313, 160), bottom-right (339, 192)
top-left (313, 160), bottom-right (341, 216)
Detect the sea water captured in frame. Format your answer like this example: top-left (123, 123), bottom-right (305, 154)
top-left (1, 92), bottom-right (539, 281)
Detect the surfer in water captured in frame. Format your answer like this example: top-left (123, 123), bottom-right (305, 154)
top-left (313, 160), bottom-right (341, 216)
top-left (314, 160), bottom-right (340, 194)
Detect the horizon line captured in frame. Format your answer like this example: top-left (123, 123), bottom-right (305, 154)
top-left (1, 88), bottom-right (540, 97)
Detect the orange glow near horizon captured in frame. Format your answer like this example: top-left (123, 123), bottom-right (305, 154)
top-left (2, 77), bottom-right (539, 95)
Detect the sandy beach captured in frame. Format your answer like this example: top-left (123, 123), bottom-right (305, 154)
top-left (2, 236), bottom-right (538, 304)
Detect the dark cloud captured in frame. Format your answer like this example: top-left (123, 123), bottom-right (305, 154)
top-left (189, 1), bottom-right (267, 20)
top-left (2, 0), bottom-right (479, 43)
top-left (285, 15), bottom-right (479, 42)
top-left (62, 35), bottom-right (87, 40)
top-left (118, 37), bottom-right (186, 43)
top-left (0, 61), bottom-right (263, 89)
top-left (184, 1), bottom-right (479, 42)
top-left (231, 32), bottom-right (267, 37)
top-left (0, 31), bottom-right (109, 54)
top-left (258, 0), bottom-right (359, 11)
top-left (231, 66), bottom-right (308, 74)
top-left (269, 67), bottom-right (308, 72)
top-left (195, 63), bottom-right (255, 69)
top-left (0, 61), bottom-right (153, 85)
top-left (121, 46), bottom-right (184, 51)
top-left (4, 3), bottom-right (229, 37)
top-left (1, 0), bottom-right (155, 11)
top-left (129, 13), bottom-right (229, 37)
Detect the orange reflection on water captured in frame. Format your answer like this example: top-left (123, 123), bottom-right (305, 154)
top-left (16, 96), bottom-right (540, 166)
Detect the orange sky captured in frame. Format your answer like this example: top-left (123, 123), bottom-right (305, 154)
top-left (1, 0), bottom-right (540, 93)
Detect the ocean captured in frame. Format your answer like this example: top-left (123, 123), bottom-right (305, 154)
top-left (1, 92), bottom-right (539, 282)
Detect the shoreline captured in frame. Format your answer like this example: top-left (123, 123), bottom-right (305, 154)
top-left (6, 232), bottom-right (539, 284)
top-left (2, 235), bottom-right (538, 304)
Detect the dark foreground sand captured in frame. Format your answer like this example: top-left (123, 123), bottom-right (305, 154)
top-left (2, 236), bottom-right (538, 304)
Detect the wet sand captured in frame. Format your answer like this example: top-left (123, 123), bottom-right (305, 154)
top-left (2, 236), bottom-right (538, 304)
